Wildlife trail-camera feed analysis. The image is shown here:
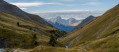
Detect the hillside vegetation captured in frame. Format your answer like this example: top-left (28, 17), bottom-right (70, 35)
top-left (59, 4), bottom-right (119, 51)
top-left (0, 0), bottom-right (66, 49)
top-left (0, 11), bottom-right (66, 48)
top-left (1, 0), bottom-right (119, 52)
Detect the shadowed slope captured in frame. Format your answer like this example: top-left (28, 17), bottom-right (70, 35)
top-left (0, 0), bottom-right (66, 49)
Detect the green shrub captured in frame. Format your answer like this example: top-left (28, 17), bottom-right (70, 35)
top-left (49, 35), bottom-right (57, 46)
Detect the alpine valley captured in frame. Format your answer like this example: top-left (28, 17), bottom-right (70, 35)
top-left (0, 0), bottom-right (119, 52)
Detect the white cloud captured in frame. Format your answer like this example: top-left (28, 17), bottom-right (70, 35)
top-left (39, 10), bottom-right (90, 13)
top-left (82, 2), bottom-right (102, 5)
top-left (36, 10), bottom-right (105, 20)
top-left (11, 2), bottom-right (62, 7)
top-left (20, 8), bottom-right (27, 10)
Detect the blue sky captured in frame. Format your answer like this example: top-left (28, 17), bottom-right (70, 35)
top-left (5, 0), bottom-right (119, 13)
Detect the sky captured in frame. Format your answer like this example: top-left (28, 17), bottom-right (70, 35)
top-left (4, 0), bottom-right (119, 13)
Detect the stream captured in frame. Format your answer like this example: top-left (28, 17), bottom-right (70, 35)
top-left (65, 46), bottom-right (69, 50)
top-left (0, 49), bottom-right (5, 52)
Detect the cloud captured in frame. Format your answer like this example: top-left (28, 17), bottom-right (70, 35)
top-left (82, 2), bottom-right (102, 5)
top-left (11, 2), bottom-right (62, 7)
top-left (40, 10), bottom-right (90, 13)
top-left (20, 8), bottom-right (27, 10)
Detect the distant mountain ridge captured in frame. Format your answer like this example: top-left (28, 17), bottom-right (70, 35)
top-left (74, 15), bottom-right (95, 29)
top-left (47, 16), bottom-right (80, 26)
top-left (47, 15), bottom-right (95, 33)
top-left (48, 21), bottom-right (75, 33)
top-left (36, 10), bottom-right (104, 20)
top-left (47, 16), bottom-right (81, 32)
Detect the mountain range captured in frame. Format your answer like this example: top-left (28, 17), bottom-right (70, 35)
top-left (47, 16), bottom-right (80, 26)
top-left (1, 0), bottom-right (119, 52)
top-left (36, 10), bottom-right (104, 20)
top-left (47, 16), bottom-right (95, 33)
top-left (47, 16), bottom-right (81, 33)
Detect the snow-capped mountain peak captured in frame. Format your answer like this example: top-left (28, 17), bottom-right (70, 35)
top-left (68, 17), bottom-right (79, 25)
top-left (47, 16), bottom-right (81, 32)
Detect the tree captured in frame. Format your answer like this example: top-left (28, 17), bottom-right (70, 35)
top-left (33, 34), bottom-right (37, 39)
top-left (49, 35), bottom-right (57, 46)
top-left (32, 34), bottom-right (38, 46)
top-left (17, 22), bottom-right (20, 26)
top-left (34, 40), bottom-right (38, 46)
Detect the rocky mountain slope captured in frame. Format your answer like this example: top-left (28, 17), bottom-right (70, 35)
top-left (0, 0), bottom-right (66, 49)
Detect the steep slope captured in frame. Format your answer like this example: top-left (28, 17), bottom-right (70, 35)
top-left (0, 0), bottom-right (51, 26)
top-left (0, 0), bottom-right (66, 49)
top-left (59, 4), bottom-right (119, 51)
top-left (74, 15), bottom-right (95, 29)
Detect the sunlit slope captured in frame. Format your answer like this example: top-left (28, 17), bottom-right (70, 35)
top-left (60, 4), bottom-right (119, 48)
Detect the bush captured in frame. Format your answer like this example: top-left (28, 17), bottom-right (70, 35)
top-left (17, 22), bottom-right (20, 26)
top-left (49, 35), bottom-right (57, 46)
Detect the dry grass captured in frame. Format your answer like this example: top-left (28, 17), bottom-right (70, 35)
top-left (27, 46), bottom-right (85, 52)
top-left (57, 4), bottom-right (119, 52)
top-left (0, 11), bottom-right (66, 48)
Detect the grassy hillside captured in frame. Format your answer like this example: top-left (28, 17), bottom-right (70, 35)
top-left (0, 11), bottom-right (66, 49)
top-left (59, 4), bottom-right (119, 51)
top-left (0, 0), bottom-right (67, 50)
top-left (1, 0), bottom-right (119, 52)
